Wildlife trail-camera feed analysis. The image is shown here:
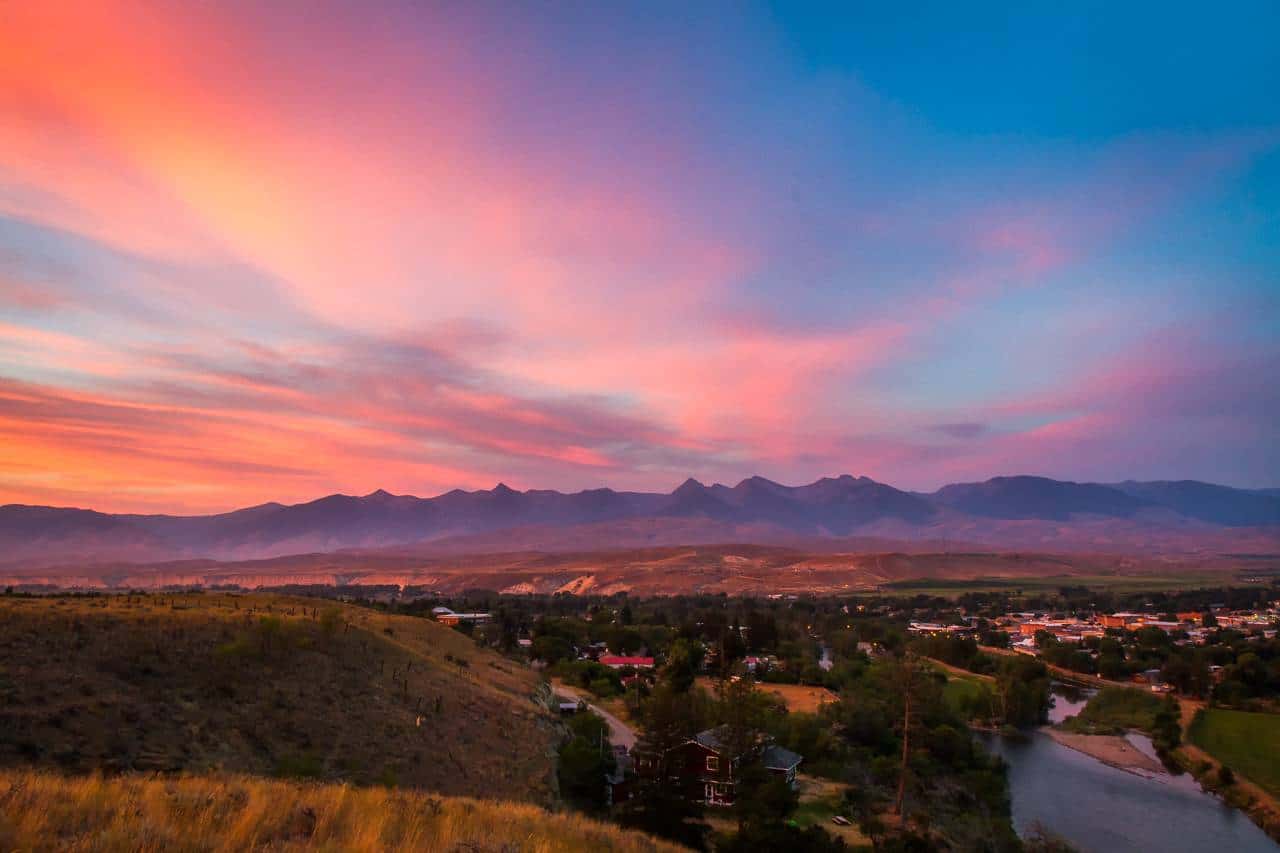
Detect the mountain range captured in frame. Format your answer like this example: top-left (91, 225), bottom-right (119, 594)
top-left (2, 475), bottom-right (1278, 570)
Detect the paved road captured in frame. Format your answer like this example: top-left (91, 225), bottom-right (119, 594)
top-left (552, 681), bottom-right (637, 750)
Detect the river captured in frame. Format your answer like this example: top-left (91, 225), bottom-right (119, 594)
top-left (979, 685), bottom-right (1277, 852)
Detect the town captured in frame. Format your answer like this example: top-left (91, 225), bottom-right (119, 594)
top-left (340, 579), bottom-right (1280, 850)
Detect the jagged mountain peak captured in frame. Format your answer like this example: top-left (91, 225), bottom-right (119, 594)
top-left (673, 477), bottom-right (709, 494)
top-left (734, 475), bottom-right (789, 491)
top-left (2, 473), bottom-right (1275, 569)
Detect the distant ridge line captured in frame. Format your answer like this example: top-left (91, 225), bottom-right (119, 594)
top-left (1, 474), bottom-right (1276, 569)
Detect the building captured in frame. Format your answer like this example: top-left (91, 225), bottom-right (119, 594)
top-left (638, 725), bottom-right (802, 807)
top-left (742, 654), bottom-right (778, 673)
top-left (606, 746), bottom-right (634, 805)
top-left (907, 622), bottom-right (974, 636)
top-left (598, 655), bottom-right (655, 669)
top-left (1100, 613), bottom-right (1141, 629)
top-left (431, 607), bottom-right (491, 626)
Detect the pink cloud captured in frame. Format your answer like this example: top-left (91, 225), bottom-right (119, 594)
top-left (0, 5), bottom-right (1274, 508)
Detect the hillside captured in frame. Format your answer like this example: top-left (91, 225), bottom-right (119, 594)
top-left (4, 546), bottom-right (1268, 596)
top-left (932, 476), bottom-right (1151, 520)
top-left (4, 474), bottom-right (1276, 569)
top-left (0, 594), bottom-right (557, 804)
top-left (0, 769), bottom-right (686, 852)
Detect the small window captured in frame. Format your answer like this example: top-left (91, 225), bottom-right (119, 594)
top-left (706, 756), bottom-right (719, 771)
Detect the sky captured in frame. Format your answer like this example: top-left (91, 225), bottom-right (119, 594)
top-left (1, 1), bottom-right (1277, 513)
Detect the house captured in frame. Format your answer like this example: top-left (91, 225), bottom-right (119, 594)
top-left (1135, 668), bottom-right (1165, 685)
top-left (742, 655), bottom-right (778, 673)
top-left (598, 655), bottom-right (655, 669)
top-left (620, 674), bottom-right (649, 691)
top-left (606, 746), bottom-right (634, 805)
top-left (640, 725), bottom-right (802, 807)
top-left (431, 607), bottom-right (491, 626)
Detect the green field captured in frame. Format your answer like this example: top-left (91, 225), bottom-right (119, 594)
top-left (923, 663), bottom-right (995, 719)
top-left (1188, 708), bottom-right (1280, 797)
top-left (882, 573), bottom-right (1230, 596)
top-left (942, 674), bottom-right (990, 711)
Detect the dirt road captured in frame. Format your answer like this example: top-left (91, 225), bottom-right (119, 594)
top-left (552, 681), bottom-right (637, 750)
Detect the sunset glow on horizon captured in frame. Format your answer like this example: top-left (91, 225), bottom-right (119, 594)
top-left (2, 1), bottom-right (1277, 513)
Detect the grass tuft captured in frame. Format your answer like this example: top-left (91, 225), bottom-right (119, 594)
top-left (0, 769), bottom-right (689, 852)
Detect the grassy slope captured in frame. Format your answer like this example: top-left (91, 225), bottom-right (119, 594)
top-left (0, 769), bottom-right (686, 852)
top-left (1188, 709), bottom-right (1280, 797)
top-left (0, 594), bottom-right (556, 803)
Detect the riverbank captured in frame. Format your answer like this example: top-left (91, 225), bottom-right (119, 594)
top-left (983, 728), bottom-right (1279, 852)
top-left (1176, 699), bottom-right (1280, 843)
top-left (1044, 728), bottom-right (1165, 775)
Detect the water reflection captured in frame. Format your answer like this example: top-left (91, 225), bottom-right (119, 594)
top-left (1046, 683), bottom-right (1092, 724)
top-left (982, 685), bottom-right (1277, 852)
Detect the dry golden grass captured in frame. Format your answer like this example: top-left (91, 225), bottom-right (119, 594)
top-left (757, 683), bottom-right (838, 714)
top-left (694, 678), bottom-right (836, 714)
top-left (0, 769), bottom-right (687, 852)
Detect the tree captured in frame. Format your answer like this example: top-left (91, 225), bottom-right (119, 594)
top-left (1161, 652), bottom-right (1210, 697)
top-left (893, 654), bottom-right (931, 815)
top-left (746, 610), bottom-right (779, 652)
top-left (722, 756), bottom-right (843, 853)
top-left (664, 638), bottom-right (704, 693)
top-left (531, 634), bottom-right (571, 665)
top-left (496, 609), bottom-right (519, 652)
top-left (994, 656), bottom-right (1050, 727)
top-left (720, 621), bottom-right (747, 672)
top-left (558, 712), bottom-right (615, 811)
top-left (619, 684), bottom-right (709, 848)
top-left (714, 677), bottom-right (771, 776)
top-left (732, 762), bottom-right (798, 829)
top-left (1151, 697), bottom-right (1181, 754)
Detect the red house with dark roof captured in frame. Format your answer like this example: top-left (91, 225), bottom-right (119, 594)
top-left (633, 725), bottom-right (802, 807)
top-left (598, 655), bottom-right (654, 669)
